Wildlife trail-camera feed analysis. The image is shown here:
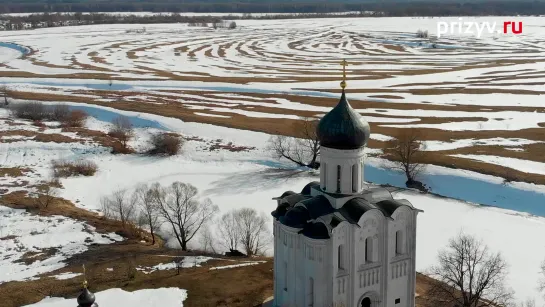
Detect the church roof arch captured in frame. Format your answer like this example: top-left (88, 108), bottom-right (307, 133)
top-left (299, 221), bottom-right (331, 240)
top-left (338, 197), bottom-right (387, 224)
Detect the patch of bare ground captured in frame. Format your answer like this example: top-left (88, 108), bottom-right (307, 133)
top-left (0, 191), bottom-right (151, 242)
top-left (0, 167), bottom-right (32, 177)
top-left (88, 51), bottom-right (108, 65)
top-left (0, 246), bottom-right (273, 307)
top-left (383, 44), bottom-right (406, 52)
top-left (369, 94), bottom-right (405, 99)
top-left (383, 150), bottom-right (545, 185)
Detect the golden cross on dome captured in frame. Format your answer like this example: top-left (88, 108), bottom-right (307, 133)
top-left (340, 59), bottom-right (347, 89)
top-left (82, 264), bottom-right (88, 289)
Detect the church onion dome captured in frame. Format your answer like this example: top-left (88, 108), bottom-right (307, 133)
top-left (300, 181), bottom-right (320, 195)
top-left (77, 288), bottom-right (96, 307)
top-left (279, 206), bottom-right (310, 228)
top-left (316, 90), bottom-right (370, 150)
top-left (299, 222), bottom-right (330, 239)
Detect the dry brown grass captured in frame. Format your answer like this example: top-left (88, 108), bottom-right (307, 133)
top-left (52, 160), bottom-right (98, 178)
top-left (0, 167), bottom-right (31, 177)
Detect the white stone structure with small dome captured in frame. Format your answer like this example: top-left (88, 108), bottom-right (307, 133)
top-left (271, 63), bottom-right (423, 307)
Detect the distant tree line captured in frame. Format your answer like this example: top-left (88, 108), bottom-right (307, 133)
top-left (0, 1), bottom-right (545, 16)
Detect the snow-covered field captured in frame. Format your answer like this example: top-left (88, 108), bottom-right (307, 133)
top-left (0, 17), bottom-right (544, 180)
top-left (1, 17), bottom-right (545, 304)
top-left (24, 287), bottom-right (188, 307)
top-left (0, 205), bottom-right (123, 283)
top-left (1, 102), bottom-right (545, 303)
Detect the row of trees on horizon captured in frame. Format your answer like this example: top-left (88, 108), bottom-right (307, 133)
top-left (0, 1), bottom-right (544, 16)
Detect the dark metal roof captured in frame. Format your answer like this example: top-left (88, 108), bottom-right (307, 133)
top-left (282, 193), bottom-right (309, 206)
top-left (301, 181), bottom-right (320, 195)
top-left (375, 199), bottom-right (411, 216)
top-left (338, 197), bottom-right (376, 223)
top-left (299, 222), bottom-right (330, 239)
top-left (298, 195), bottom-right (335, 219)
top-left (316, 90), bottom-right (370, 150)
top-left (271, 203), bottom-right (291, 218)
top-left (330, 216), bottom-right (342, 228)
top-left (77, 288), bottom-right (96, 307)
top-left (280, 191), bottom-right (296, 198)
top-left (279, 206), bottom-right (310, 228)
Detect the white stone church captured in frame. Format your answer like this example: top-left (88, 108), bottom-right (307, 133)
top-left (271, 73), bottom-right (422, 307)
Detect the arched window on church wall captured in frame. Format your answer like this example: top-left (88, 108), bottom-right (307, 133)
top-left (308, 277), bottom-right (314, 306)
top-left (365, 236), bottom-right (373, 263)
top-left (352, 164), bottom-right (358, 192)
top-left (322, 163), bottom-right (327, 190)
top-left (336, 165), bottom-right (341, 193)
top-left (284, 261), bottom-right (288, 290)
top-left (338, 244), bottom-right (345, 269)
top-left (396, 230), bottom-right (404, 255)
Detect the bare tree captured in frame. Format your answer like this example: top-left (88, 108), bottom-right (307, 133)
top-left (217, 210), bottom-right (241, 251)
top-left (151, 182), bottom-right (218, 251)
top-left (0, 85), bottom-right (10, 106)
top-left (427, 232), bottom-right (514, 307)
top-left (199, 225), bottom-right (217, 254)
top-left (267, 117), bottom-right (320, 169)
top-left (539, 259), bottom-right (545, 299)
top-left (109, 115), bottom-right (133, 149)
top-left (34, 181), bottom-right (59, 209)
top-left (517, 299), bottom-right (535, 307)
top-left (133, 184), bottom-right (160, 245)
top-left (235, 208), bottom-right (271, 257)
top-left (101, 189), bottom-right (137, 229)
top-left (384, 128), bottom-right (426, 187)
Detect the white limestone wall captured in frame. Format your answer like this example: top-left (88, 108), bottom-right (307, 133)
top-left (274, 221), bottom-right (331, 307)
top-left (332, 222), bottom-right (352, 306)
top-left (353, 212), bottom-right (385, 306)
top-left (320, 147), bottom-right (365, 197)
top-left (386, 207), bottom-right (416, 307)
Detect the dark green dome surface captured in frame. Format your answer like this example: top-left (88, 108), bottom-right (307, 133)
top-left (316, 90), bottom-right (370, 150)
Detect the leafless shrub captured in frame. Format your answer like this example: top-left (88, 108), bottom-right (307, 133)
top-left (101, 189), bottom-right (137, 229)
top-left (111, 141), bottom-right (134, 154)
top-left (383, 128), bottom-right (426, 188)
top-left (64, 110), bottom-right (88, 127)
top-left (426, 232), bottom-right (514, 307)
top-left (11, 102), bottom-right (47, 121)
top-left (228, 21), bottom-right (237, 29)
top-left (51, 104), bottom-right (70, 121)
top-left (417, 29), bottom-right (429, 38)
top-left (108, 115), bottom-right (133, 150)
top-left (150, 182), bottom-right (218, 251)
top-left (34, 180), bottom-right (60, 209)
top-left (267, 117), bottom-right (320, 169)
top-left (52, 159), bottom-right (98, 178)
top-left (149, 133), bottom-right (184, 156)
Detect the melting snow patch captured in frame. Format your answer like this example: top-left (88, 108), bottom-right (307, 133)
top-left (51, 272), bottom-right (82, 280)
top-left (0, 205), bottom-right (124, 283)
top-left (209, 261), bottom-right (266, 270)
top-left (23, 287), bottom-right (188, 307)
top-left (136, 256), bottom-right (213, 274)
